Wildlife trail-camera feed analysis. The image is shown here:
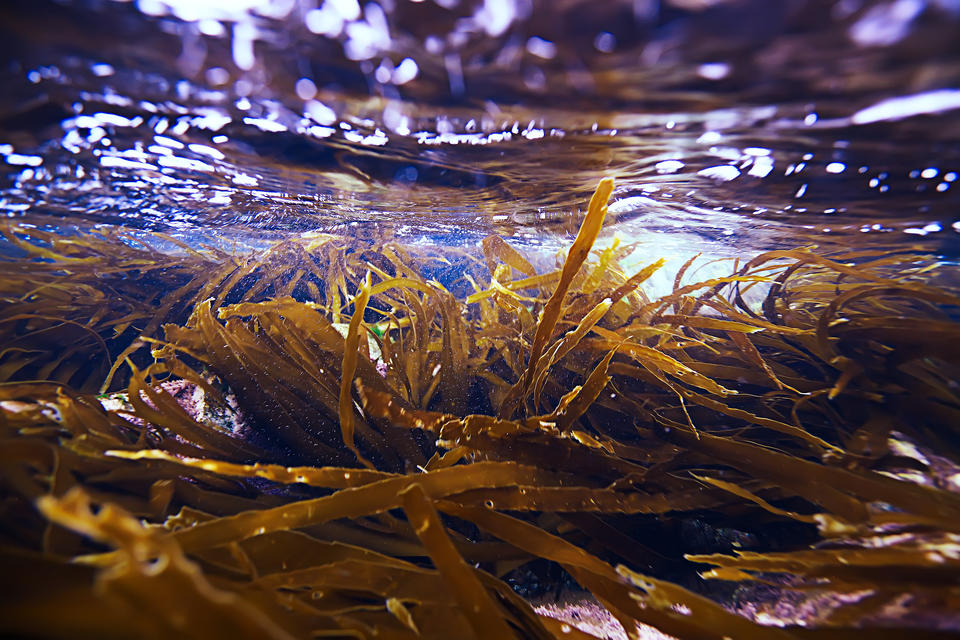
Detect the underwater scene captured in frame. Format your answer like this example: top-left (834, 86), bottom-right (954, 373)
top-left (2, 0), bottom-right (960, 637)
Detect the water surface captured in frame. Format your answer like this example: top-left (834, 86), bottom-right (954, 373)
top-left (2, 0), bottom-right (959, 266)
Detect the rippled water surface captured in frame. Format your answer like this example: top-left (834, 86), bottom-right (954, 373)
top-left (2, 0), bottom-right (960, 262)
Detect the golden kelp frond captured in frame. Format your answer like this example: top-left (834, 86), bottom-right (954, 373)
top-left (35, 488), bottom-right (303, 640)
top-left (2, 179), bottom-right (960, 639)
top-left (499, 177), bottom-right (614, 420)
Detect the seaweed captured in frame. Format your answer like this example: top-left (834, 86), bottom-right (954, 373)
top-left (2, 179), bottom-right (960, 639)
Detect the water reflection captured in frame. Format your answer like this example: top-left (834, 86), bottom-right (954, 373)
top-left (1, 0), bottom-right (959, 263)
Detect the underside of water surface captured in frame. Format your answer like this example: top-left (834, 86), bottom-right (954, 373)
top-left (2, 1), bottom-right (960, 639)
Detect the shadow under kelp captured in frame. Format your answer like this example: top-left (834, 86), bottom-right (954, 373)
top-left (1, 179), bottom-right (960, 639)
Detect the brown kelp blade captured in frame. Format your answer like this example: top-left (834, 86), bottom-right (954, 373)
top-left (2, 179), bottom-right (960, 639)
top-left (499, 177), bottom-right (614, 420)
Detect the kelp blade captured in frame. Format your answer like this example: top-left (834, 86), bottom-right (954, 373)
top-left (1, 178), bottom-right (959, 639)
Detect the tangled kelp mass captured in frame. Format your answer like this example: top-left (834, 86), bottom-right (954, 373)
top-left (2, 179), bottom-right (960, 639)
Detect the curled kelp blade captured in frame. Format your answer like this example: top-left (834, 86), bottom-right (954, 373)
top-left (35, 488), bottom-right (304, 640)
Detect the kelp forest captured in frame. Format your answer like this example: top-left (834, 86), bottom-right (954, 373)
top-left (1, 178), bottom-right (960, 639)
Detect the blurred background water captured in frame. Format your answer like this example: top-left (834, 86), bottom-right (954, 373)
top-left (1, 0), bottom-right (960, 263)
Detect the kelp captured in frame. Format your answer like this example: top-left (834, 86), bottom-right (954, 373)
top-left (2, 179), bottom-right (960, 639)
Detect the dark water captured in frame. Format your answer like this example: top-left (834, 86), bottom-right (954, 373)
top-left (2, 0), bottom-right (960, 264)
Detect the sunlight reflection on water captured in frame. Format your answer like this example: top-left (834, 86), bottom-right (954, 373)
top-left (1, 0), bottom-right (959, 267)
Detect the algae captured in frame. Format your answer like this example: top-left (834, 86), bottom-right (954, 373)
top-left (1, 179), bottom-right (959, 638)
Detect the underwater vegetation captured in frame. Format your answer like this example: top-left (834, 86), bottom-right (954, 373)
top-left (1, 178), bottom-right (960, 639)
